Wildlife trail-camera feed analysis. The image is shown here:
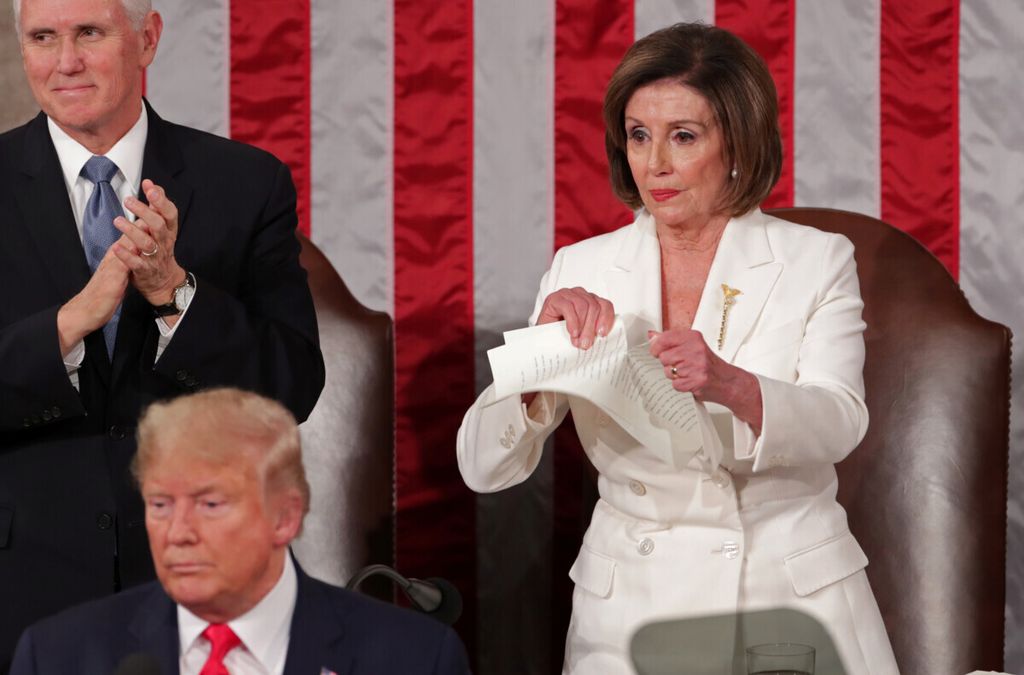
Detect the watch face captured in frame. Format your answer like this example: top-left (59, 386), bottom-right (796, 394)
top-left (173, 286), bottom-right (187, 311)
top-left (173, 276), bottom-right (195, 311)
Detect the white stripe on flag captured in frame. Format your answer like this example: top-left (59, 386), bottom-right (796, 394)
top-left (473, 1), bottom-right (557, 672)
top-left (473, 0), bottom-right (555, 386)
top-left (793, 0), bottom-right (880, 215)
top-left (635, 0), bottom-right (713, 38)
top-left (310, 0), bottom-right (394, 314)
top-left (147, 0), bottom-right (229, 137)
top-left (959, 3), bottom-right (1024, 670)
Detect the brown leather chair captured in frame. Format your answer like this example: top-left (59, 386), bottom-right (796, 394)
top-left (290, 234), bottom-right (394, 593)
top-left (769, 207), bottom-right (1010, 674)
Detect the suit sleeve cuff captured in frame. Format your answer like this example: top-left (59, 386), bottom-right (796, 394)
top-left (154, 279), bottom-right (197, 360)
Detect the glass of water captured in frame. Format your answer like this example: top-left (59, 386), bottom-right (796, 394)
top-left (745, 643), bottom-right (815, 675)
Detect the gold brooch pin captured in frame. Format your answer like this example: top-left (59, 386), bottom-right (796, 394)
top-left (718, 284), bottom-right (741, 350)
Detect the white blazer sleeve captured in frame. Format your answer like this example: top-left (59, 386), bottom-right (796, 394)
top-left (734, 233), bottom-right (869, 472)
top-left (456, 249), bottom-right (571, 492)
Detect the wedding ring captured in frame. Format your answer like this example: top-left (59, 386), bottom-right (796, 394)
top-left (670, 365), bottom-right (679, 378)
top-left (142, 244), bottom-right (159, 257)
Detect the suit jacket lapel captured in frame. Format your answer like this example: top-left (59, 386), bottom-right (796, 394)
top-left (602, 211), bottom-right (663, 345)
top-left (284, 563), bottom-right (351, 675)
top-left (14, 113), bottom-right (92, 300)
top-left (128, 584), bottom-right (180, 675)
top-left (14, 112), bottom-right (113, 383)
top-left (138, 101), bottom-right (193, 232)
top-left (692, 209), bottom-right (782, 362)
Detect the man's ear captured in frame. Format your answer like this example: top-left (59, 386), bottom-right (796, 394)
top-left (270, 490), bottom-right (304, 547)
top-left (139, 11), bottom-right (163, 68)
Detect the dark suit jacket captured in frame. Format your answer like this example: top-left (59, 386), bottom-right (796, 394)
top-left (9, 563), bottom-right (471, 675)
top-left (0, 104), bottom-right (325, 669)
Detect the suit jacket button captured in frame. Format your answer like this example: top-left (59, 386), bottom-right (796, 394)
top-left (41, 410), bottom-right (52, 422)
top-left (628, 480), bottom-right (647, 496)
top-left (638, 538), bottom-right (655, 556)
top-left (176, 369), bottom-right (189, 382)
top-left (109, 426), bottom-right (126, 440)
top-left (96, 513), bottom-right (114, 530)
top-left (51, 406), bottom-right (62, 419)
top-left (22, 418), bottom-right (31, 428)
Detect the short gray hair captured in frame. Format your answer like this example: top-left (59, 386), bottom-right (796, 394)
top-left (13, 0), bottom-right (153, 32)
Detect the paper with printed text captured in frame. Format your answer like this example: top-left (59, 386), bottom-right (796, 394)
top-left (487, 319), bottom-right (703, 464)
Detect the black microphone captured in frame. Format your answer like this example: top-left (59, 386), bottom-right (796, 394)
top-left (346, 564), bottom-right (463, 625)
top-left (112, 652), bottom-right (163, 675)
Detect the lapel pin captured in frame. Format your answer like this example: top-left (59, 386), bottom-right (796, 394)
top-left (718, 284), bottom-right (741, 350)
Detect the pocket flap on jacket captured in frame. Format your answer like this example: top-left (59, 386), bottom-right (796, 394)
top-left (783, 530), bottom-right (867, 597)
top-left (568, 545), bottom-right (616, 598)
top-left (0, 505), bottom-right (12, 549)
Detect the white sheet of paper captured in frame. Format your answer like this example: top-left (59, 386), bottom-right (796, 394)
top-left (486, 319), bottom-right (703, 464)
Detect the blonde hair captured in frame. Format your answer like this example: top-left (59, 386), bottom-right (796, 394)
top-left (134, 388), bottom-right (311, 518)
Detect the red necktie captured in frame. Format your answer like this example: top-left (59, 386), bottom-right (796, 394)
top-left (199, 624), bottom-right (241, 675)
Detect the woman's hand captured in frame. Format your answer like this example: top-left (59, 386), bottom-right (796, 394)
top-left (521, 288), bottom-right (615, 408)
top-left (536, 287), bottom-right (615, 349)
top-left (649, 328), bottom-right (764, 434)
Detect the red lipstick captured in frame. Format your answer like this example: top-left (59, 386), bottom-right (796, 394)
top-left (649, 189), bottom-right (679, 203)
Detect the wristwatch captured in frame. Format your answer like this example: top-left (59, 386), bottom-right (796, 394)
top-left (151, 271), bottom-right (196, 317)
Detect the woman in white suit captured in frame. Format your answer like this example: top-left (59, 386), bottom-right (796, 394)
top-left (457, 23), bottom-right (898, 674)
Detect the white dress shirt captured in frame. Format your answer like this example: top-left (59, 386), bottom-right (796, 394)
top-left (177, 554), bottom-right (298, 675)
top-left (47, 105), bottom-right (194, 386)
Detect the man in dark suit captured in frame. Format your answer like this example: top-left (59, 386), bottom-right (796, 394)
top-left (10, 389), bottom-right (470, 675)
top-left (0, 0), bottom-right (324, 667)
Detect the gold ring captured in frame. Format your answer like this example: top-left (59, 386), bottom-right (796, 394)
top-left (670, 365), bottom-right (678, 378)
top-left (142, 244), bottom-right (159, 257)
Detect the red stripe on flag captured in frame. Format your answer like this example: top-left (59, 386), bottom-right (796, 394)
top-left (552, 0), bottom-right (634, 666)
top-left (716, 0), bottom-right (795, 208)
top-left (880, 0), bottom-right (960, 277)
top-left (393, 0), bottom-right (477, 656)
top-left (229, 1), bottom-right (312, 236)
top-left (554, 2), bottom-right (635, 250)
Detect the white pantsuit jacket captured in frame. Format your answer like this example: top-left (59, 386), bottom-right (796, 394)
top-left (457, 209), bottom-right (899, 674)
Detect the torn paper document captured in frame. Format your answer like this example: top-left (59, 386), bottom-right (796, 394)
top-left (486, 318), bottom-right (705, 466)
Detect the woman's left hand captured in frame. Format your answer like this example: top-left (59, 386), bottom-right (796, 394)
top-left (649, 329), bottom-right (764, 434)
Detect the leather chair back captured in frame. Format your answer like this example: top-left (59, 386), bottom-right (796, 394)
top-left (770, 207), bottom-right (1010, 674)
top-left (290, 234), bottom-right (394, 589)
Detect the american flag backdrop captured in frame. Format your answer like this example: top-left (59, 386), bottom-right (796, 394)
top-left (142, 0), bottom-right (1023, 671)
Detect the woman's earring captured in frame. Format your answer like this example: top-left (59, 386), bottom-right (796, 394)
top-left (730, 167), bottom-right (738, 179)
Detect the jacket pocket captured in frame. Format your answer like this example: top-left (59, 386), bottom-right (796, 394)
top-left (0, 505), bottom-right (12, 549)
top-left (568, 545), bottom-right (616, 598)
top-left (783, 530), bottom-right (867, 597)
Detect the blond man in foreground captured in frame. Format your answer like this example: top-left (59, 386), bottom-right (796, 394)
top-left (12, 389), bottom-right (469, 675)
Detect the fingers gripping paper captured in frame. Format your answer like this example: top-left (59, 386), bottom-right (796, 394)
top-left (486, 319), bottom-right (714, 469)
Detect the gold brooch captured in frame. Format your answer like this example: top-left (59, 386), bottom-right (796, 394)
top-left (718, 284), bottom-right (741, 350)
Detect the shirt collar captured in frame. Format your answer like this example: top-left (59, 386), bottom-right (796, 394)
top-left (177, 553), bottom-right (299, 671)
top-left (47, 104), bottom-right (148, 193)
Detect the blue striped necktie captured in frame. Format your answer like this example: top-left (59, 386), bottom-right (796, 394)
top-left (80, 155), bottom-right (124, 358)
